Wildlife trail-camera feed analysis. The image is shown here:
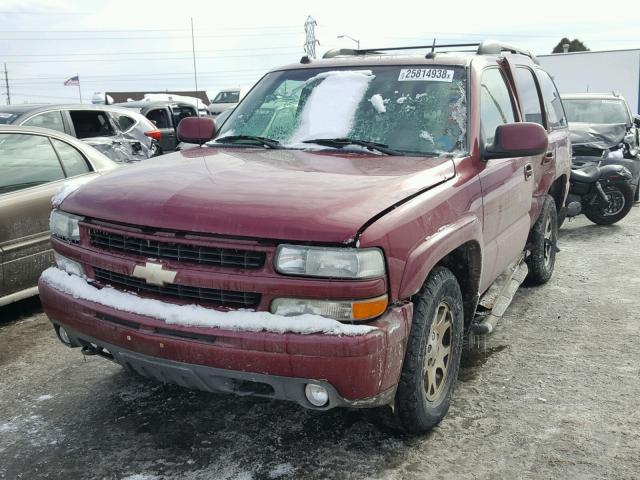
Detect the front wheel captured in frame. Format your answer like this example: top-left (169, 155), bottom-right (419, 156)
top-left (394, 267), bottom-right (464, 434)
top-left (584, 183), bottom-right (634, 225)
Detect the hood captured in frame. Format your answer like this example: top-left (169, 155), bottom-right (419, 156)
top-left (61, 147), bottom-right (455, 243)
top-left (569, 122), bottom-right (627, 150)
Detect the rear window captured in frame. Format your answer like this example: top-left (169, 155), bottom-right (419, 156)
top-left (563, 98), bottom-right (630, 124)
top-left (213, 91), bottom-right (240, 103)
top-left (112, 113), bottom-right (137, 132)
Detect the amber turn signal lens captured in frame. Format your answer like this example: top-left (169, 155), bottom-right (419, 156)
top-left (352, 295), bottom-right (388, 321)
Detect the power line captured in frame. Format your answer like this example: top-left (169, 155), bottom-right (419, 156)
top-left (5, 51), bottom-right (301, 64)
top-left (0, 32), bottom-right (305, 41)
top-left (0, 25), bottom-right (301, 33)
top-left (1, 45), bottom-right (301, 57)
top-left (9, 67), bottom-right (268, 81)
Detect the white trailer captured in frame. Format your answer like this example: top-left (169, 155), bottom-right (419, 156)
top-left (537, 49), bottom-right (640, 115)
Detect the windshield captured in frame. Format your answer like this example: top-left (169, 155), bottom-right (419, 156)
top-left (216, 66), bottom-right (467, 155)
top-left (563, 98), bottom-right (629, 125)
top-left (213, 91), bottom-right (241, 104)
top-left (0, 112), bottom-right (20, 125)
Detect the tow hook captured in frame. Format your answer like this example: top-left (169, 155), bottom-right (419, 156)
top-left (595, 181), bottom-right (609, 202)
top-left (81, 344), bottom-right (101, 356)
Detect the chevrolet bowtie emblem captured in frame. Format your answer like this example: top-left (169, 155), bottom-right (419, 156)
top-left (132, 262), bottom-right (177, 286)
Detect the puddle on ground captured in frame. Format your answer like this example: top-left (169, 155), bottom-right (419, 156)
top-left (458, 344), bottom-right (508, 382)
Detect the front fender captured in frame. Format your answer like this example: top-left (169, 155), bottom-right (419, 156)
top-left (398, 214), bottom-right (483, 300)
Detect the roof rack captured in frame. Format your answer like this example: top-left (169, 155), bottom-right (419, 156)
top-left (321, 40), bottom-right (539, 65)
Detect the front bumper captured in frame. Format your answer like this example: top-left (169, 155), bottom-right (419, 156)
top-left (39, 278), bottom-right (412, 409)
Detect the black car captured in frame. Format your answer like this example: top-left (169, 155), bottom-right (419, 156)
top-left (0, 104), bottom-right (161, 163)
top-left (563, 93), bottom-right (640, 201)
top-left (114, 100), bottom-right (198, 153)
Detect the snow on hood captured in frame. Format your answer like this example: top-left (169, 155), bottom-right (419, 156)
top-left (40, 268), bottom-right (377, 336)
top-left (288, 70), bottom-right (375, 144)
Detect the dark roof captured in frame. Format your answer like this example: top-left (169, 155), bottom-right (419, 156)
top-left (105, 91), bottom-right (210, 105)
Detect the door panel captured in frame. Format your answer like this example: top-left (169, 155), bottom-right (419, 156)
top-left (145, 108), bottom-right (175, 151)
top-left (0, 132), bottom-right (68, 299)
top-left (0, 181), bottom-right (62, 298)
top-left (478, 67), bottom-right (533, 287)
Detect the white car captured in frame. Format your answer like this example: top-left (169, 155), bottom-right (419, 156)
top-left (207, 87), bottom-right (247, 117)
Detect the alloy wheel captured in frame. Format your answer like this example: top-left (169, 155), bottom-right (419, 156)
top-left (423, 302), bottom-right (453, 402)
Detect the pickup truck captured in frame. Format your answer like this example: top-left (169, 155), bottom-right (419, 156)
top-left (39, 41), bottom-right (571, 433)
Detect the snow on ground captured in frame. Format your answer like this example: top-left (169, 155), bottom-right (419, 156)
top-left (268, 463), bottom-right (297, 478)
top-left (35, 395), bottom-right (52, 401)
top-left (120, 475), bottom-right (159, 480)
top-left (288, 70), bottom-right (374, 144)
top-left (40, 267), bottom-right (376, 336)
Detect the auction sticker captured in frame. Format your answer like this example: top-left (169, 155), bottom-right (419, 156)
top-left (398, 68), bottom-right (454, 82)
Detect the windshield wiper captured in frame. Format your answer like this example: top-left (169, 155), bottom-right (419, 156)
top-left (302, 138), bottom-right (402, 155)
top-left (215, 135), bottom-right (282, 149)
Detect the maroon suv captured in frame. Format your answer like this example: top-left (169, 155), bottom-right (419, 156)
top-left (39, 41), bottom-right (570, 433)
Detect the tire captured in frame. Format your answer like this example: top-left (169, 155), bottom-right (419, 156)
top-left (634, 182), bottom-right (639, 203)
top-left (394, 266), bottom-right (464, 434)
top-left (584, 183), bottom-right (634, 225)
top-left (525, 195), bottom-right (558, 286)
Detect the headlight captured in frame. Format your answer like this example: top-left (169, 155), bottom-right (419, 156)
top-left (271, 295), bottom-right (388, 321)
top-left (275, 245), bottom-right (385, 279)
top-left (49, 210), bottom-right (83, 242)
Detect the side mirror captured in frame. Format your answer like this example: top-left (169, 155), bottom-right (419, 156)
top-left (484, 122), bottom-right (548, 160)
top-left (176, 116), bottom-right (216, 145)
top-left (633, 115), bottom-right (640, 128)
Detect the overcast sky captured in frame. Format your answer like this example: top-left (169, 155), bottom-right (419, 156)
top-left (2, 0), bottom-right (639, 105)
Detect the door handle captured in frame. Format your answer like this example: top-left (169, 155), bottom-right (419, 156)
top-left (524, 163), bottom-right (533, 180)
top-left (542, 150), bottom-right (554, 165)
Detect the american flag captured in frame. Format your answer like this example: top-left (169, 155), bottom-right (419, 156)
top-left (63, 75), bottom-right (79, 86)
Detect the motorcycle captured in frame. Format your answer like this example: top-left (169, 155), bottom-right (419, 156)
top-left (565, 157), bottom-right (634, 225)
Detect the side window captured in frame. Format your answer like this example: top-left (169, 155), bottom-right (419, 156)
top-left (112, 113), bottom-right (136, 132)
top-left (22, 111), bottom-right (66, 133)
top-left (0, 134), bottom-right (65, 194)
top-left (51, 139), bottom-right (91, 177)
top-left (69, 110), bottom-right (115, 139)
top-left (146, 109), bottom-right (170, 129)
top-left (536, 70), bottom-right (567, 130)
top-left (515, 68), bottom-right (544, 126)
top-left (480, 68), bottom-right (516, 145)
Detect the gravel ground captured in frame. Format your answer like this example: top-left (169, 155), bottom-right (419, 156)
top-left (1, 206), bottom-right (639, 480)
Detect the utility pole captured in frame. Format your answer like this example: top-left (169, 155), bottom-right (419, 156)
top-left (3, 64), bottom-right (10, 105)
top-left (304, 16), bottom-right (319, 59)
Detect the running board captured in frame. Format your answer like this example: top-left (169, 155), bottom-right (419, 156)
top-left (470, 253), bottom-right (528, 335)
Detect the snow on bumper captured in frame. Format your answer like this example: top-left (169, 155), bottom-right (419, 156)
top-left (38, 268), bottom-right (412, 401)
top-left (40, 267), bottom-right (376, 336)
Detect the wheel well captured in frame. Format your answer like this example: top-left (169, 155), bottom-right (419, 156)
top-left (435, 241), bottom-right (482, 327)
top-left (549, 175), bottom-right (567, 212)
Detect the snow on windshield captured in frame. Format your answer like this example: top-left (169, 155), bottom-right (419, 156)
top-left (218, 66), bottom-right (467, 155)
top-left (288, 70), bottom-right (374, 143)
